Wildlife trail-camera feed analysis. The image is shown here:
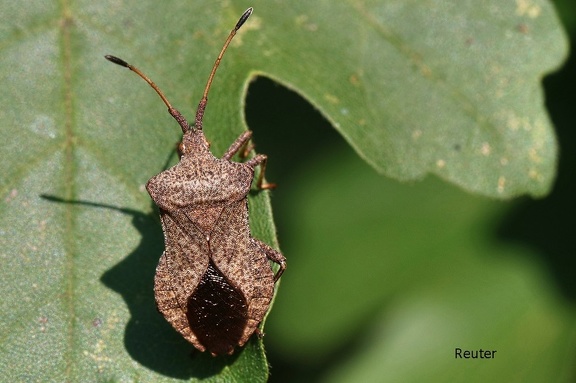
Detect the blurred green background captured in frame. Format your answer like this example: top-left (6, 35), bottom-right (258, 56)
top-left (246, 0), bottom-right (576, 381)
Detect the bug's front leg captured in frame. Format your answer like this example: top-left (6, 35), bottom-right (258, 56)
top-left (222, 131), bottom-right (253, 160)
top-left (222, 131), bottom-right (276, 190)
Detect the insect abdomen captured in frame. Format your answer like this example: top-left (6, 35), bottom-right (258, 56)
top-left (186, 259), bottom-right (248, 355)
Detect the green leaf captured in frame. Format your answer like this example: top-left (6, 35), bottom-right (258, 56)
top-left (1, 2), bottom-right (275, 382)
top-left (0, 0), bottom-right (567, 382)
top-left (247, 0), bottom-right (566, 198)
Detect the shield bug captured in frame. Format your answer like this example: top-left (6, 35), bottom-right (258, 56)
top-left (105, 7), bottom-right (286, 356)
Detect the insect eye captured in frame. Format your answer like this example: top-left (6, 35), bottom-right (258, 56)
top-left (178, 142), bottom-right (185, 156)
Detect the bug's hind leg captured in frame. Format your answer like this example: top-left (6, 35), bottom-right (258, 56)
top-left (251, 238), bottom-right (286, 282)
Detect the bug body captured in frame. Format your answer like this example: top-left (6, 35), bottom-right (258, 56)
top-left (106, 8), bottom-right (286, 356)
top-left (149, 127), bottom-right (285, 356)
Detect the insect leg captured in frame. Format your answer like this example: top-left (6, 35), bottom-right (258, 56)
top-left (222, 131), bottom-right (253, 160)
top-left (251, 239), bottom-right (286, 282)
top-left (245, 154), bottom-right (276, 190)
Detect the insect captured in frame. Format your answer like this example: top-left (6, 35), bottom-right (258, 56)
top-left (105, 7), bottom-right (286, 356)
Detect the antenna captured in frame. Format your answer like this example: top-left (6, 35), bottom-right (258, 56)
top-left (105, 7), bottom-right (253, 133)
top-left (195, 7), bottom-right (253, 131)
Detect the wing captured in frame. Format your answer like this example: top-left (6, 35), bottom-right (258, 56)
top-left (209, 200), bottom-right (276, 348)
top-left (153, 209), bottom-right (210, 351)
top-left (153, 199), bottom-right (277, 355)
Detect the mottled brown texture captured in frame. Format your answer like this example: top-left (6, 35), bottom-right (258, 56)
top-left (106, 8), bottom-right (286, 356)
top-left (148, 128), bottom-right (286, 355)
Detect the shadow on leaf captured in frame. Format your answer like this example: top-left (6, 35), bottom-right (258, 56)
top-left (41, 194), bottom-right (241, 379)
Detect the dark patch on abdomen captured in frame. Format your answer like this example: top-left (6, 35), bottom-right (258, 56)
top-left (186, 259), bottom-right (248, 355)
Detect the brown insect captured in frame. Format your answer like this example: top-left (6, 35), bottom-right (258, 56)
top-left (105, 7), bottom-right (286, 356)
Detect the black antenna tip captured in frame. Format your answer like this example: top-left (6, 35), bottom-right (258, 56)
top-left (105, 55), bottom-right (129, 68)
top-left (235, 7), bottom-right (253, 30)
